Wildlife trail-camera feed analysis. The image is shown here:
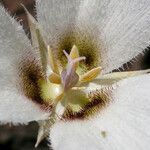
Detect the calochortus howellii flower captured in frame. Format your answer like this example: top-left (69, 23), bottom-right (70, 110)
top-left (1, 0), bottom-right (150, 149)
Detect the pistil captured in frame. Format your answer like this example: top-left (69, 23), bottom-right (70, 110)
top-left (61, 50), bottom-right (86, 91)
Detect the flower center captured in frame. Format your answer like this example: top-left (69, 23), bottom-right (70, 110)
top-left (41, 45), bottom-right (101, 107)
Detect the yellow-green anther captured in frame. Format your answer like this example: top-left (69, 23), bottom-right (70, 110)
top-left (69, 45), bottom-right (80, 68)
top-left (79, 67), bottom-right (102, 83)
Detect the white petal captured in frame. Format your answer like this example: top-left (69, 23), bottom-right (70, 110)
top-left (0, 91), bottom-right (48, 124)
top-left (0, 5), bottom-right (48, 124)
top-left (77, 0), bottom-right (150, 73)
top-left (37, 0), bottom-right (150, 73)
top-left (36, 0), bottom-right (102, 71)
top-left (50, 74), bottom-right (150, 150)
top-left (36, 0), bottom-right (81, 45)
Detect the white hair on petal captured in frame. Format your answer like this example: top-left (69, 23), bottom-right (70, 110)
top-left (37, 0), bottom-right (150, 74)
top-left (77, 0), bottom-right (150, 73)
top-left (0, 5), bottom-right (48, 124)
top-left (36, 0), bottom-right (81, 46)
top-left (50, 74), bottom-right (150, 150)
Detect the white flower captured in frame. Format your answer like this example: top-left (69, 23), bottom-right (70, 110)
top-left (0, 0), bottom-right (150, 150)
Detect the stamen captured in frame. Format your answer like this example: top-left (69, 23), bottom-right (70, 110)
top-left (69, 45), bottom-right (79, 59)
top-left (79, 67), bottom-right (102, 83)
top-left (94, 69), bottom-right (150, 85)
top-left (69, 45), bottom-right (80, 68)
top-left (48, 73), bottom-right (61, 84)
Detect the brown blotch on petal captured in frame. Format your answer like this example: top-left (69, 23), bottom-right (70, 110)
top-left (56, 30), bottom-right (101, 73)
top-left (63, 88), bottom-right (112, 120)
top-left (18, 58), bottom-right (52, 111)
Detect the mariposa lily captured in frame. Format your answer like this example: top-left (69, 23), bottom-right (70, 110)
top-left (0, 0), bottom-right (150, 150)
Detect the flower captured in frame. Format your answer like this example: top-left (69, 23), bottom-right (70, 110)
top-left (1, 0), bottom-right (150, 150)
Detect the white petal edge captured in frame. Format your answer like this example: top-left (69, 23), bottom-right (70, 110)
top-left (77, 0), bottom-right (150, 73)
top-left (0, 5), bottom-right (49, 124)
top-left (50, 74), bottom-right (150, 150)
